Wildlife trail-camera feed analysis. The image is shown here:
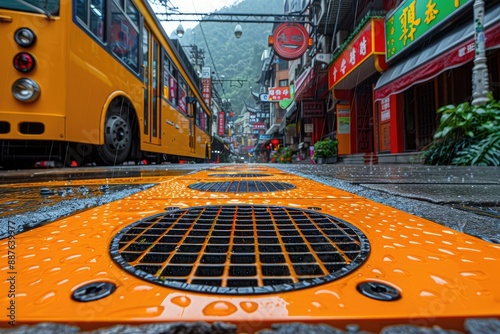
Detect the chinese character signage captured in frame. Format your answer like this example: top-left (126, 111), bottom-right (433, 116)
top-left (380, 97), bottom-right (391, 123)
top-left (252, 122), bottom-right (266, 130)
top-left (202, 78), bottom-right (211, 107)
top-left (302, 101), bottom-right (324, 118)
top-left (386, 0), bottom-right (472, 61)
top-left (328, 19), bottom-right (385, 89)
top-left (201, 66), bottom-right (211, 79)
top-left (218, 111), bottom-right (225, 136)
top-left (259, 86), bottom-right (291, 102)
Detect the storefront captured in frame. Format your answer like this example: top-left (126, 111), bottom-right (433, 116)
top-left (374, 2), bottom-right (500, 154)
top-left (294, 59), bottom-right (331, 144)
top-left (327, 17), bottom-right (387, 156)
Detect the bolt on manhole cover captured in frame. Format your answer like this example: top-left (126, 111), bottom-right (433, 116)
top-left (110, 205), bottom-right (370, 294)
top-left (188, 181), bottom-right (295, 192)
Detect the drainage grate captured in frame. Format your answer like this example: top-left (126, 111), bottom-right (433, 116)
top-left (110, 205), bottom-right (370, 294)
top-left (208, 173), bottom-right (273, 178)
top-left (188, 181), bottom-right (295, 193)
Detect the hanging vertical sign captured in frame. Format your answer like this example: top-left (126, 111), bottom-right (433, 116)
top-left (218, 111), bottom-right (225, 136)
top-left (201, 66), bottom-right (211, 107)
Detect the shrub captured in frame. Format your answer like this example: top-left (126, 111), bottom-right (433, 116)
top-left (313, 139), bottom-right (338, 159)
top-left (422, 95), bottom-right (500, 166)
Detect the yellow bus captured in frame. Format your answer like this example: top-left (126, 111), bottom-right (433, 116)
top-left (0, 0), bottom-right (212, 166)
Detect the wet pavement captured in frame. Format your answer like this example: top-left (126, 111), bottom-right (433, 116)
top-left (0, 165), bottom-right (206, 238)
top-left (0, 163), bottom-right (499, 334)
top-left (273, 164), bottom-right (500, 243)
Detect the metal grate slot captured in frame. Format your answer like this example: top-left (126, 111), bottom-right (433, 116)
top-left (188, 181), bottom-right (295, 193)
top-left (208, 173), bottom-right (273, 178)
top-left (110, 205), bottom-right (370, 295)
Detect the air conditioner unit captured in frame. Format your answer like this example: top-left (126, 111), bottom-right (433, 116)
top-left (335, 30), bottom-right (348, 50)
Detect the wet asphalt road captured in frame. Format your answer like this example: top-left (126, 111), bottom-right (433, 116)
top-left (0, 163), bottom-right (499, 242)
top-left (0, 163), bottom-right (499, 334)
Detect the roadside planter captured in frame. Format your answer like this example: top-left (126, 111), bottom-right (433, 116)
top-left (313, 139), bottom-right (338, 164)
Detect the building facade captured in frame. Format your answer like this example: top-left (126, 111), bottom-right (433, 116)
top-left (260, 0), bottom-right (500, 163)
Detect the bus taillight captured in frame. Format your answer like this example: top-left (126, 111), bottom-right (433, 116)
top-left (14, 28), bottom-right (36, 47)
top-left (12, 78), bottom-right (40, 103)
top-left (14, 53), bottom-right (36, 73)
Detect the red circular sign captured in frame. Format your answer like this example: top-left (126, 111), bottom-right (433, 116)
top-left (273, 23), bottom-right (309, 60)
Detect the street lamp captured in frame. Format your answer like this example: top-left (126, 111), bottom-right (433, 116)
top-left (471, 0), bottom-right (489, 106)
top-left (234, 24), bottom-right (242, 38)
top-left (176, 23), bottom-right (184, 38)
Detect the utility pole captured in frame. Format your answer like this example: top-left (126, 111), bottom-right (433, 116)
top-left (471, 0), bottom-right (489, 106)
top-left (189, 45), bottom-right (205, 74)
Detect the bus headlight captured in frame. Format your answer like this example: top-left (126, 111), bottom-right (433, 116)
top-left (12, 78), bottom-right (40, 102)
top-left (14, 28), bottom-right (36, 47)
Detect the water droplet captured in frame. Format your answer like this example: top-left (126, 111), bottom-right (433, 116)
top-left (393, 268), bottom-right (410, 276)
top-left (476, 290), bottom-right (492, 297)
top-left (460, 271), bottom-right (487, 280)
top-left (429, 275), bottom-right (449, 285)
top-left (171, 296), bottom-right (191, 308)
top-left (239, 301), bottom-right (258, 313)
top-left (438, 248), bottom-right (455, 256)
top-left (419, 290), bottom-right (436, 297)
top-left (383, 255), bottom-right (394, 262)
top-left (202, 301), bottom-right (237, 316)
top-left (34, 292), bottom-right (56, 305)
top-left (63, 254), bottom-right (82, 262)
top-left (57, 278), bottom-right (69, 286)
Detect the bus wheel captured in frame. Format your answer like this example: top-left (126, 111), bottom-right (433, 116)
top-left (97, 109), bottom-right (132, 165)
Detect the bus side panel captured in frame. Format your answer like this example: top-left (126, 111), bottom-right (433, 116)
top-left (66, 22), bottom-right (143, 145)
top-left (0, 10), bottom-right (68, 141)
top-left (161, 99), bottom-right (192, 157)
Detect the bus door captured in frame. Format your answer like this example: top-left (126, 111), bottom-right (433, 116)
top-left (142, 26), bottom-right (161, 145)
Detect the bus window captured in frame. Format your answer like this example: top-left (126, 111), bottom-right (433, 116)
top-left (75, 0), bottom-right (105, 41)
top-left (90, 0), bottom-right (104, 40)
top-left (178, 77), bottom-right (187, 115)
top-left (163, 55), bottom-right (178, 107)
top-left (0, 0), bottom-right (60, 16)
top-left (196, 104), bottom-right (209, 133)
top-left (143, 28), bottom-right (149, 135)
top-left (125, 0), bottom-right (139, 28)
top-left (110, 1), bottom-right (139, 72)
top-left (76, 0), bottom-right (87, 23)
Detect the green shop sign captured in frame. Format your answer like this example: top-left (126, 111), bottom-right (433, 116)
top-left (386, 0), bottom-right (472, 60)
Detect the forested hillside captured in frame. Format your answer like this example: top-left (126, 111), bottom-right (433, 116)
top-left (175, 0), bottom-right (283, 114)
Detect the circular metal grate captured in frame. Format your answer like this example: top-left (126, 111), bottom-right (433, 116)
top-left (110, 205), bottom-right (370, 294)
top-left (188, 181), bottom-right (295, 193)
top-left (208, 173), bottom-right (273, 178)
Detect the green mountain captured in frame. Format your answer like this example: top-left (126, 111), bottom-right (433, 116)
top-left (176, 0), bottom-right (284, 115)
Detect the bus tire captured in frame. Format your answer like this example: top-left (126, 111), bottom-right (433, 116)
top-left (97, 101), bottom-right (132, 165)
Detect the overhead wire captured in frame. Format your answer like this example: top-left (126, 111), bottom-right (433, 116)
top-left (189, 0), bottom-right (228, 100)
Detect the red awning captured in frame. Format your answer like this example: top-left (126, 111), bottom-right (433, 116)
top-left (295, 67), bottom-right (313, 99)
top-left (295, 71), bottom-right (328, 100)
top-left (374, 6), bottom-right (500, 101)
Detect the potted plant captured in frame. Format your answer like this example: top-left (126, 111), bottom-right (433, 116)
top-left (313, 139), bottom-right (338, 164)
top-left (278, 147), bottom-right (293, 163)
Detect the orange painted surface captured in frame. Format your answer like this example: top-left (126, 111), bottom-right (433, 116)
top-left (1, 166), bottom-right (499, 333)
